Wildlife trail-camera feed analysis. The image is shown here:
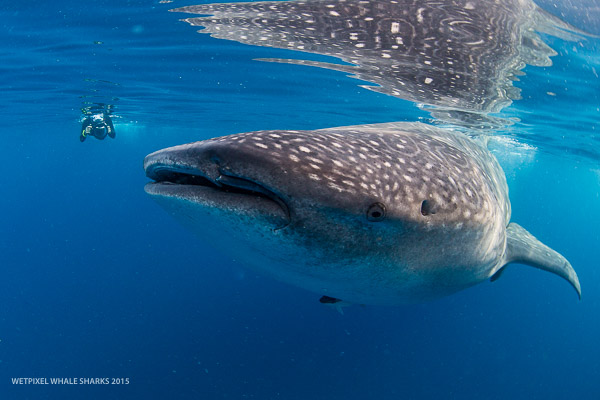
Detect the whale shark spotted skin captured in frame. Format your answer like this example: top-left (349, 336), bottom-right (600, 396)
top-left (144, 122), bottom-right (580, 304)
top-left (172, 0), bottom-right (583, 128)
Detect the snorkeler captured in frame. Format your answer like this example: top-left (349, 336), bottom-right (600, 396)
top-left (80, 113), bottom-right (116, 142)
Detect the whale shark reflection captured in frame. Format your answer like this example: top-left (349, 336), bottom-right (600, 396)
top-left (172, 0), bottom-right (584, 128)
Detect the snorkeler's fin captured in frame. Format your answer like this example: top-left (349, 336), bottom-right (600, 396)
top-left (106, 116), bottom-right (116, 138)
top-left (493, 223), bottom-right (581, 299)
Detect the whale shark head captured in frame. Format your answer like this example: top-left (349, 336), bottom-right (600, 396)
top-left (144, 122), bottom-right (580, 304)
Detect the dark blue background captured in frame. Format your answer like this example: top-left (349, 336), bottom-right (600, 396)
top-left (1, 0), bottom-right (599, 399)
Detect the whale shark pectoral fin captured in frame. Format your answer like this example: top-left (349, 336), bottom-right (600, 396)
top-left (319, 296), bottom-right (351, 314)
top-left (499, 223), bottom-right (581, 299)
top-left (256, 58), bottom-right (357, 74)
top-left (489, 267), bottom-right (505, 282)
top-left (319, 295), bottom-right (342, 304)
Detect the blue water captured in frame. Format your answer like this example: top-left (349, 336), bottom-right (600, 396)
top-left (2, 0), bottom-right (600, 399)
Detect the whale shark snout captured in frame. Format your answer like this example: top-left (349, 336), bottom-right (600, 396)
top-left (144, 140), bottom-right (291, 230)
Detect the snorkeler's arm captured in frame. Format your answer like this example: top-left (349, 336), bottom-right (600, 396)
top-left (80, 117), bottom-right (92, 142)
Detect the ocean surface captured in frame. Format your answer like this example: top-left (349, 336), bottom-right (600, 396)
top-left (1, 0), bottom-right (599, 399)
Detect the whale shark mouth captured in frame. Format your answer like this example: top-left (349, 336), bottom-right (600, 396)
top-left (147, 165), bottom-right (283, 204)
top-left (144, 162), bottom-right (291, 227)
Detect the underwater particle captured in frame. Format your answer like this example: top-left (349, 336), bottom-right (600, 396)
top-left (93, 41), bottom-right (103, 45)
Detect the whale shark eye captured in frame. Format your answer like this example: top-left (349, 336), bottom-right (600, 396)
top-left (420, 199), bottom-right (436, 216)
top-left (367, 202), bottom-right (386, 222)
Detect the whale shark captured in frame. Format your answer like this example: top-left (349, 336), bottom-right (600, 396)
top-left (144, 122), bottom-right (580, 304)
